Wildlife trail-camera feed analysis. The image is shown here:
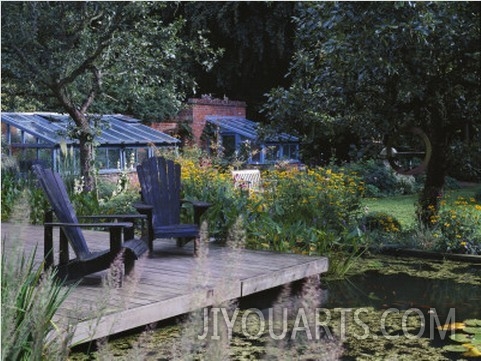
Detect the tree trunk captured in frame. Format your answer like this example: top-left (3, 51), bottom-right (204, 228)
top-left (78, 136), bottom-right (95, 192)
top-left (417, 122), bottom-right (448, 227)
top-left (52, 84), bottom-right (97, 192)
top-left (70, 109), bottom-right (95, 192)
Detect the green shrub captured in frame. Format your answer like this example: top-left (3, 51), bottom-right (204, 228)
top-left (446, 139), bottom-right (481, 182)
top-left (432, 200), bottom-right (481, 254)
top-left (177, 156), bottom-right (241, 239)
top-left (343, 159), bottom-right (422, 197)
top-left (262, 167), bottom-right (364, 233)
top-left (28, 186), bottom-right (49, 225)
top-left (361, 212), bottom-right (402, 233)
top-left (0, 169), bottom-right (48, 224)
top-left (1, 171), bottom-right (22, 221)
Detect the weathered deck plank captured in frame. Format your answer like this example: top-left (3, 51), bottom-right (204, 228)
top-left (1, 222), bottom-right (328, 345)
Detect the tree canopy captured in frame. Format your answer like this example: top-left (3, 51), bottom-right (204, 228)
top-left (264, 1), bottom-right (480, 224)
top-left (1, 2), bottom-right (220, 119)
top-left (166, 1), bottom-right (296, 118)
top-left (1, 1), bottom-right (220, 190)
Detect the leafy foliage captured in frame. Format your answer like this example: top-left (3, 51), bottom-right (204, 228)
top-left (441, 319), bottom-right (481, 357)
top-left (178, 153), bottom-right (366, 259)
top-left (264, 2), bottom-right (481, 224)
top-left (1, 2), bottom-right (219, 119)
top-left (169, 2), bottom-right (297, 117)
top-left (361, 212), bottom-right (402, 233)
top-left (342, 159), bottom-right (421, 197)
top-left (266, 2), bottom-right (480, 149)
top-left (432, 198), bottom-right (481, 254)
top-left (1, 2), bottom-right (220, 191)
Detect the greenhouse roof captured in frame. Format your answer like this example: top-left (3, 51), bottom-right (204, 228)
top-left (1, 112), bottom-right (180, 147)
top-left (205, 116), bottom-right (298, 143)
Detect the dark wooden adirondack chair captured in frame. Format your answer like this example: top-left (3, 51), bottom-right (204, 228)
top-left (135, 156), bottom-right (211, 255)
top-left (32, 164), bottom-right (148, 282)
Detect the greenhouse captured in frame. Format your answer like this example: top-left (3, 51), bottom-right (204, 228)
top-left (205, 116), bottom-right (300, 165)
top-left (1, 112), bottom-right (180, 174)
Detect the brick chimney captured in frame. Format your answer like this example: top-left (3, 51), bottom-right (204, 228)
top-left (188, 96), bottom-right (246, 144)
top-left (150, 96), bottom-right (247, 145)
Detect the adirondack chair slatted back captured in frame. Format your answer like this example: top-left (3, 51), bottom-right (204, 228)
top-left (32, 165), bottom-right (91, 260)
top-left (137, 157), bottom-right (182, 228)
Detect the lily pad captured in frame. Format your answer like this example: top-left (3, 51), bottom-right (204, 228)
top-left (463, 327), bottom-right (481, 335)
top-left (450, 333), bottom-right (472, 343)
top-left (470, 338), bottom-right (481, 347)
top-left (442, 344), bottom-right (470, 353)
top-left (465, 319), bottom-right (481, 327)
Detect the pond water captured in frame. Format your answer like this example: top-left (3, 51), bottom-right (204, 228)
top-left (71, 255), bottom-right (481, 360)
top-left (323, 268), bottom-right (481, 321)
top-left (318, 256), bottom-right (481, 360)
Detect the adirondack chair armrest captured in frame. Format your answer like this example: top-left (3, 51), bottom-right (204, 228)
top-left (133, 203), bottom-right (153, 213)
top-left (44, 222), bottom-right (134, 228)
top-left (133, 203), bottom-right (154, 244)
top-left (79, 214), bottom-right (147, 221)
top-left (44, 221), bottom-right (136, 253)
top-left (181, 200), bottom-right (212, 225)
top-left (78, 214), bottom-right (148, 240)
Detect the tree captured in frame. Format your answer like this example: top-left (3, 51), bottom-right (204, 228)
top-left (164, 1), bottom-right (297, 118)
top-left (264, 2), bottom-right (480, 226)
top-left (2, 2), bottom-right (219, 191)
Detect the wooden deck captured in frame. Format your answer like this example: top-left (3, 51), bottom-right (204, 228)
top-left (1, 222), bottom-right (328, 345)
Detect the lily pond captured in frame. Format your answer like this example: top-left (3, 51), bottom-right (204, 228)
top-left (71, 255), bottom-right (481, 360)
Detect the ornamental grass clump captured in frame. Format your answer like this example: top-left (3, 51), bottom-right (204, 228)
top-left (1, 243), bottom-right (76, 361)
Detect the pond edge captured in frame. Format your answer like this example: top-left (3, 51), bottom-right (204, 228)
top-left (374, 245), bottom-right (481, 264)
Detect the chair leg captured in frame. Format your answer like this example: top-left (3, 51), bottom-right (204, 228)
top-left (148, 233), bottom-right (154, 253)
top-left (124, 256), bottom-right (135, 276)
top-left (44, 211), bottom-right (54, 270)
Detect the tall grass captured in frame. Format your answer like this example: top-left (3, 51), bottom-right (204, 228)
top-left (1, 173), bottom-right (77, 360)
top-left (1, 242), bottom-right (76, 360)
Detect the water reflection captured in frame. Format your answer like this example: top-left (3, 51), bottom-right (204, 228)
top-left (323, 271), bottom-right (481, 321)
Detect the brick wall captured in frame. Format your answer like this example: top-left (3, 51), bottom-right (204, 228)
top-left (189, 97), bottom-right (246, 144)
top-left (148, 97), bottom-right (247, 145)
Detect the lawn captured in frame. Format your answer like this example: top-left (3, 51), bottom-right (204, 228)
top-left (362, 184), bottom-right (481, 229)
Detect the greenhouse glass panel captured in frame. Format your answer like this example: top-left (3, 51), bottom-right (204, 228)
top-left (96, 148), bottom-right (109, 170)
top-left (281, 144), bottom-right (299, 160)
top-left (222, 135), bottom-right (236, 157)
top-left (1, 112), bottom-right (180, 173)
top-left (108, 149), bottom-right (121, 170)
top-left (264, 145), bottom-right (280, 162)
top-left (136, 147), bottom-right (150, 165)
top-left (124, 148), bottom-right (136, 170)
